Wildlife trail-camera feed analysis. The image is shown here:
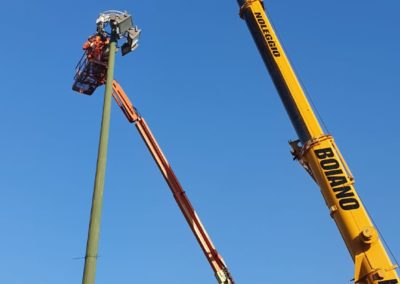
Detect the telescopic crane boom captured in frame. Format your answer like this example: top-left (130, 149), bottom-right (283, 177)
top-left (111, 80), bottom-right (234, 284)
top-left (238, 1), bottom-right (399, 283)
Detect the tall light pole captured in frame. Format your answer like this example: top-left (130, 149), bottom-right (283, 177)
top-left (82, 25), bottom-right (117, 284)
top-left (71, 11), bottom-right (141, 284)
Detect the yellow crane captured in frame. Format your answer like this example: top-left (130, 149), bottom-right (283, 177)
top-left (237, 1), bottom-right (399, 283)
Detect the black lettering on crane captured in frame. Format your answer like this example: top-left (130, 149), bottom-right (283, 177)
top-left (254, 12), bottom-right (281, 57)
top-left (315, 148), bottom-right (334, 159)
top-left (320, 158), bottom-right (339, 170)
top-left (314, 147), bottom-right (360, 210)
top-left (333, 186), bottom-right (354, 199)
top-left (328, 175), bottom-right (347, 187)
top-left (339, 198), bottom-right (360, 210)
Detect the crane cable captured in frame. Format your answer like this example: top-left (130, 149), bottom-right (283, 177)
top-left (266, 10), bottom-right (330, 135)
top-left (365, 205), bottom-right (400, 270)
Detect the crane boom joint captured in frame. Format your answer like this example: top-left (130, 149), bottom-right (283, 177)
top-left (239, 0), bottom-right (264, 19)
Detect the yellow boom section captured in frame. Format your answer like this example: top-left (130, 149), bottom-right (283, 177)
top-left (238, 1), bottom-right (399, 283)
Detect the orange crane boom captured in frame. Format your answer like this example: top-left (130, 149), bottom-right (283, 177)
top-left (111, 80), bottom-right (234, 284)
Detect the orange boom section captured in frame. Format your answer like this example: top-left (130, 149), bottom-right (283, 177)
top-left (111, 80), bottom-right (235, 284)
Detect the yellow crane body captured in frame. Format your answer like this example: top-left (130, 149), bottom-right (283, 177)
top-left (238, 1), bottom-right (399, 283)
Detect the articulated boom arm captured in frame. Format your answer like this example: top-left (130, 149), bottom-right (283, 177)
top-left (111, 80), bottom-right (234, 284)
top-left (238, 1), bottom-right (399, 283)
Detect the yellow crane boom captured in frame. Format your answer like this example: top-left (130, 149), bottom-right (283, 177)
top-left (238, 1), bottom-right (399, 283)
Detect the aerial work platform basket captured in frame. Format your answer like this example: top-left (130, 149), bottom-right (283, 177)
top-left (72, 52), bottom-right (107, 95)
top-left (72, 11), bottom-right (141, 96)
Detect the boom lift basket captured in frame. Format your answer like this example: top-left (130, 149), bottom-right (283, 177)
top-left (72, 53), bottom-right (107, 95)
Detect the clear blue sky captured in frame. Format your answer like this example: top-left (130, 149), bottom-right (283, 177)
top-left (1, 1), bottom-right (399, 283)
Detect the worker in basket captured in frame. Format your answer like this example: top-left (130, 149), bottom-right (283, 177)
top-left (83, 34), bottom-right (110, 63)
top-left (82, 34), bottom-right (110, 85)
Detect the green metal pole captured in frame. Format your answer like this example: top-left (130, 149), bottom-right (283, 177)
top-left (82, 31), bottom-right (117, 284)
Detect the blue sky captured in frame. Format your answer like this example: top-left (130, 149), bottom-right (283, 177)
top-left (1, 0), bottom-right (399, 283)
